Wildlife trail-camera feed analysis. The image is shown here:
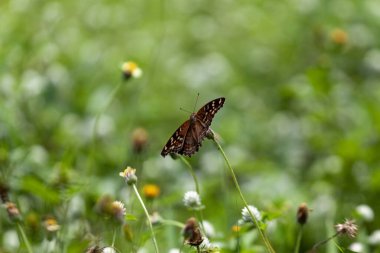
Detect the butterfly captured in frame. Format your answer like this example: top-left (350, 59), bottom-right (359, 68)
top-left (161, 97), bottom-right (225, 157)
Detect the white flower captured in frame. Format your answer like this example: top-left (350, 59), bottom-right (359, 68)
top-left (200, 237), bottom-right (211, 249)
top-left (368, 230), bottom-right (380, 245)
top-left (202, 220), bottom-right (215, 238)
top-left (241, 205), bottom-right (262, 223)
top-left (183, 191), bottom-right (202, 209)
top-left (168, 249), bottom-right (180, 253)
top-left (348, 242), bottom-right (364, 252)
top-left (356, 204), bottom-right (374, 221)
top-left (102, 247), bottom-right (116, 253)
top-left (119, 167), bottom-right (137, 185)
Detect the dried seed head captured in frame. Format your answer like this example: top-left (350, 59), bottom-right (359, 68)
top-left (183, 217), bottom-right (203, 247)
top-left (330, 28), bottom-right (348, 45)
top-left (297, 203), bottom-right (309, 225)
top-left (5, 202), bottom-right (21, 221)
top-left (0, 183), bottom-right (9, 203)
top-left (335, 219), bottom-right (358, 238)
top-left (205, 129), bottom-right (215, 140)
top-left (111, 201), bottom-right (126, 222)
top-left (85, 245), bottom-right (103, 253)
top-left (132, 127), bottom-right (148, 154)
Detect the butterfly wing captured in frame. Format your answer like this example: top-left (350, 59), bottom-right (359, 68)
top-left (161, 97), bottom-right (225, 157)
top-left (161, 120), bottom-right (190, 157)
top-left (195, 97), bottom-right (225, 128)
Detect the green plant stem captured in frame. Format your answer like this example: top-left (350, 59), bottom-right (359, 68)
top-left (179, 156), bottom-right (206, 233)
top-left (311, 232), bottom-right (339, 251)
top-left (132, 184), bottom-right (160, 253)
top-left (17, 222), bottom-right (33, 253)
top-left (212, 138), bottom-right (275, 253)
top-left (179, 156), bottom-right (200, 194)
top-left (294, 225), bottom-right (303, 253)
top-left (111, 228), bottom-right (117, 247)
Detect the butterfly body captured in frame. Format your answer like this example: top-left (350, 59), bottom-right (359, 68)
top-left (161, 97), bottom-right (225, 157)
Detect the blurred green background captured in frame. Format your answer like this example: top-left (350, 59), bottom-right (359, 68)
top-left (1, 0), bottom-right (380, 252)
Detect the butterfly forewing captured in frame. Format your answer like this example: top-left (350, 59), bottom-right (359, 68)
top-left (195, 97), bottom-right (225, 128)
top-left (161, 97), bottom-right (225, 157)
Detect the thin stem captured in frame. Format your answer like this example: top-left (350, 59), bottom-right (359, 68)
top-left (311, 232), bottom-right (339, 251)
top-left (212, 138), bottom-right (275, 253)
top-left (294, 225), bottom-right (303, 253)
top-left (17, 222), bottom-right (33, 253)
top-left (132, 184), bottom-right (160, 253)
top-left (111, 228), bottom-right (117, 247)
top-left (179, 156), bottom-right (205, 233)
top-left (179, 156), bottom-right (200, 195)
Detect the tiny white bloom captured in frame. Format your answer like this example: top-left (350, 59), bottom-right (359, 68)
top-left (356, 204), bottom-right (374, 221)
top-left (183, 191), bottom-right (202, 208)
top-left (241, 205), bottom-right (262, 223)
top-left (202, 220), bottom-right (215, 238)
top-left (119, 166), bottom-right (137, 185)
top-left (348, 242), bottom-right (364, 252)
top-left (102, 247), bottom-right (116, 253)
top-left (168, 249), bottom-right (180, 253)
top-left (200, 237), bottom-right (212, 249)
top-left (368, 230), bottom-right (380, 245)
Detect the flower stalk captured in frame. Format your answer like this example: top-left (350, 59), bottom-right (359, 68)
top-left (212, 138), bottom-right (275, 253)
top-left (132, 184), bottom-right (160, 253)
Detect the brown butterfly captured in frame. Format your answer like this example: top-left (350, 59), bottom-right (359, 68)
top-left (161, 97), bottom-right (225, 157)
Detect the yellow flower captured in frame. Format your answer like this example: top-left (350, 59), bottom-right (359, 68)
top-left (143, 184), bottom-right (160, 199)
top-left (121, 61), bottom-right (142, 80)
top-left (43, 217), bottom-right (60, 232)
top-left (330, 28), bottom-right (348, 45)
top-left (232, 225), bottom-right (241, 233)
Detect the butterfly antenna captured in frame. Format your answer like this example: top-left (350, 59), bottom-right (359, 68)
top-left (180, 107), bottom-right (192, 114)
top-left (193, 92), bottom-right (200, 112)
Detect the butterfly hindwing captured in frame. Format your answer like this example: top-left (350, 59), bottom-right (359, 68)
top-left (161, 120), bottom-right (190, 157)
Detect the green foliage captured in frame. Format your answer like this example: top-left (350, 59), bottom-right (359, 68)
top-left (1, 0), bottom-right (380, 252)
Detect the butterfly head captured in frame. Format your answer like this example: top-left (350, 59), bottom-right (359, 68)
top-left (190, 113), bottom-right (197, 124)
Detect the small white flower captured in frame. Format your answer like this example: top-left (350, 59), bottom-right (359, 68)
top-left (168, 249), bottom-right (180, 253)
top-left (356, 204), bottom-right (374, 221)
top-left (119, 167), bottom-right (137, 185)
top-left (200, 237), bottom-right (211, 248)
top-left (348, 242), bottom-right (364, 252)
top-left (183, 191), bottom-right (202, 209)
top-left (241, 205), bottom-right (262, 223)
top-left (368, 230), bottom-right (380, 245)
top-left (102, 247), bottom-right (116, 253)
top-left (202, 220), bottom-right (215, 238)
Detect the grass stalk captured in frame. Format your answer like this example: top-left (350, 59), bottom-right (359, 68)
top-left (212, 138), bottom-right (275, 253)
top-left (132, 184), bottom-right (160, 253)
top-left (294, 226), bottom-right (303, 253)
top-left (17, 222), bottom-right (33, 253)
